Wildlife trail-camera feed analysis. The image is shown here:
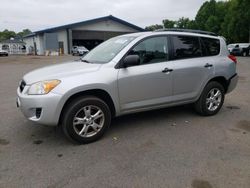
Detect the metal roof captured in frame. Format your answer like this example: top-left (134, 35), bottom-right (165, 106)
top-left (0, 38), bottom-right (25, 44)
top-left (24, 15), bottom-right (144, 38)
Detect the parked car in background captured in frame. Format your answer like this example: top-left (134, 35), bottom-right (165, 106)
top-left (0, 49), bottom-right (8, 56)
top-left (228, 43), bottom-right (250, 56)
top-left (71, 46), bottom-right (89, 56)
top-left (17, 29), bottom-right (238, 144)
top-left (227, 44), bottom-right (236, 53)
top-left (241, 44), bottom-right (250, 56)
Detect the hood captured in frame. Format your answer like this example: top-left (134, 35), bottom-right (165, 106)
top-left (23, 61), bottom-right (101, 84)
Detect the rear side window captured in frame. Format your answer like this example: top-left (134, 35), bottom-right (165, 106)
top-left (201, 37), bottom-right (220, 56)
top-left (171, 35), bottom-right (202, 59)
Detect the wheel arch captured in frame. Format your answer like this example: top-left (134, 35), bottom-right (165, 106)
top-left (59, 89), bottom-right (116, 125)
top-left (208, 76), bottom-right (229, 92)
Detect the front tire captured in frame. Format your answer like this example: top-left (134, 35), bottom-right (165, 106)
top-left (194, 81), bottom-right (225, 116)
top-left (62, 96), bottom-right (111, 144)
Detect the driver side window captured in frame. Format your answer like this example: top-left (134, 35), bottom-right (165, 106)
top-left (128, 36), bottom-right (169, 65)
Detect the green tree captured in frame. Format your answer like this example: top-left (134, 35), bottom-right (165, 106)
top-left (145, 24), bottom-right (163, 31)
top-left (162, 19), bottom-right (176, 28)
top-left (175, 17), bottom-right (197, 29)
top-left (187, 20), bottom-right (198, 30)
top-left (0, 29), bottom-right (32, 42)
top-left (0, 29), bottom-right (16, 41)
top-left (145, 0), bottom-right (250, 43)
top-left (16, 29), bottom-right (32, 38)
top-left (195, 0), bottom-right (250, 42)
top-left (195, 0), bottom-right (217, 30)
top-left (221, 0), bottom-right (250, 43)
top-left (205, 15), bottom-right (220, 33)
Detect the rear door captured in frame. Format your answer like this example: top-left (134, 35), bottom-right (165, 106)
top-left (170, 35), bottom-right (216, 102)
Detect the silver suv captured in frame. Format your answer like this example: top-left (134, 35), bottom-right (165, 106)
top-left (17, 30), bottom-right (238, 144)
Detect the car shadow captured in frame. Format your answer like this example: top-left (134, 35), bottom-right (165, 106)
top-left (109, 104), bottom-right (196, 133)
top-left (26, 104), bottom-right (196, 145)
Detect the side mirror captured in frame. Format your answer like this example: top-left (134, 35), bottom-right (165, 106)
top-left (122, 55), bottom-right (140, 68)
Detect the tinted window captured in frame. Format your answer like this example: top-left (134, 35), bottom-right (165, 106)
top-left (128, 36), bottom-right (168, 65)
top-left (201, 37), bottom-right (220, 56)
top-left (172, 35), bottom-right (202, 59)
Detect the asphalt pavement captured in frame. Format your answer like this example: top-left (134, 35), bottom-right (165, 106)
top-left (0, 55), bottom-right (250, 188)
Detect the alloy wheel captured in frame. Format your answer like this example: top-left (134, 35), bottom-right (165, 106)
top-left (73, 105), bottom-right (105, 138)
top-left (206, 88), bottom-right (222, 111)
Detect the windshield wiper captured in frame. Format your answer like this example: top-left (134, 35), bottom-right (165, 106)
top-left (81, 59), bottom-right (90, 63)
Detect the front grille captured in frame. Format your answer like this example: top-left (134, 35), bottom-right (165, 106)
top-left (19, 80), bottom-right (26, 92)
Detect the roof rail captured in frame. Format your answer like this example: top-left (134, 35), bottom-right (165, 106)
top-left (155, 28), bottom-right (217, 36)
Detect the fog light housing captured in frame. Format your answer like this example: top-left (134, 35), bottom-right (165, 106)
top-left (35, 108), bottom-right (42, 119)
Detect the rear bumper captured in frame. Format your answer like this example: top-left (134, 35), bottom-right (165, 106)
top-left (227, 74), bottom-right (238, 93)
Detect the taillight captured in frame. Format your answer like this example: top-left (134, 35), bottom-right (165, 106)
top-left (228, 55), bottom-right (237, 64)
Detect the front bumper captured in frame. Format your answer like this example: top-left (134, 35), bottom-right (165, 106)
top-left (227, 74), bottom-right (238, 93)
top-left (17, 87), bottom-right (63, 126)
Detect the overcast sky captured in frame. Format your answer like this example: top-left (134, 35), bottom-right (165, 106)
top-left (0, 0), bottom-right (208, 32)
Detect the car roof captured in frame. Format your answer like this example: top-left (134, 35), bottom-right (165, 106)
top-left (122, 31), bottom-right (220, 39)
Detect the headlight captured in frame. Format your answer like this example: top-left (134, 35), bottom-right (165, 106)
top-left (27, 80), bottom-right (61, 95)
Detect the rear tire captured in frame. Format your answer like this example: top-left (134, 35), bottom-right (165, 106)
top-left (62, 96), bottom-right (111, 144)
top-left (194, 81), bottom-right (225, 116)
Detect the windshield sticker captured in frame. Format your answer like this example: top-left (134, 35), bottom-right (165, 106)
top-left (115, 39), bottom-right (128, 44)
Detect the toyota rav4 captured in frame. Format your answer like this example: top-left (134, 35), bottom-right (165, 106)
top-left (17, 29), bottom-right (238, 144)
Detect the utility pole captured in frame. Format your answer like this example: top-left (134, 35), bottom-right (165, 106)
top-left (32, 36), bottom-right (37, 55)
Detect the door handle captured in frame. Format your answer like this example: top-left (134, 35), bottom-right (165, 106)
top-left (162, 68), bottom-right (173, 73)
top-left (204, 63), bottom-right (213, 68)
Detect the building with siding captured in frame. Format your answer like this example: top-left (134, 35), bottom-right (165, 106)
top-left (23, 15), bottom-right (144, 55)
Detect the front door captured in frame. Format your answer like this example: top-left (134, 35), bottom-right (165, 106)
top-left (118, 36), bottom-right (173, 112)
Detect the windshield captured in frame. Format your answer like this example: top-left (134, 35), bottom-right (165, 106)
top-left (82, 36), bottom-right (136, 64)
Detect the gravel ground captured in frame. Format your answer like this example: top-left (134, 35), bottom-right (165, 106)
top-left (0, 55), bottom-right (249, 188)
